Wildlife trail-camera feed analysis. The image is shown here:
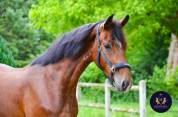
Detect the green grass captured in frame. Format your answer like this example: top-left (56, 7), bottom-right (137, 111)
top-left (78, 100), bottom-right (178, 117)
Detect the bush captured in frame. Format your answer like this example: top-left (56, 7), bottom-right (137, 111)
top-left (0, 36), bottom-right (15, 66)
top-left (147, 65), bottom-right (178, 99)
top-left (80, 62), bottom-right (105, 83)
top-left (165, 66), bottom-right (178, 99)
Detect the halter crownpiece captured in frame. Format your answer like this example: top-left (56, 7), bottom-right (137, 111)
top-left (96, 24), bottom-right (131, 85)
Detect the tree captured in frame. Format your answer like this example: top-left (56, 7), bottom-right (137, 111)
top-left (0, 0), bottom-right (53, 66)
top-left (166, 33), bottom-right (178, 78)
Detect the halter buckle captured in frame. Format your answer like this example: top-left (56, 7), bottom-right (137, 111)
top-left (111, 66), bottom-right (116, 73)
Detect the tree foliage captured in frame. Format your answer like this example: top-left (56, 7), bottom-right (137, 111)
top-left (29, 0), bottom-right (178, 81)
top-left (0, 0), bottom-right (53, 66)
top-left (0, 36), bottom-right (15, 66)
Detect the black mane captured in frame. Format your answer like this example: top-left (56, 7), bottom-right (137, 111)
top-left (31, 23), bottom-right (98, 66)
top-left (31, 20), bottom-right (126, 66)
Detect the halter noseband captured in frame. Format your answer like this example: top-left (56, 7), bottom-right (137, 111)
top-left (96, 24), bottom-right (131, 85)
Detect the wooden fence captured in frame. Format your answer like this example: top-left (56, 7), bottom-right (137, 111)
top-left (76, 79), bottom-right (146, 117)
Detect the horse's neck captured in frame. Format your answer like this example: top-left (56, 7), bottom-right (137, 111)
top-left (47, 50), bottom-right (92, 96)
top-left (48, 32), bottom-right (95, 95)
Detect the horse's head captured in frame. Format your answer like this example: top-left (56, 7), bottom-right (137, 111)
top-left (91, 14), bottom-right (132, 91)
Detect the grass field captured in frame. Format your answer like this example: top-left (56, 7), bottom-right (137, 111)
top-left (78, 100), bottom-right (178, 117)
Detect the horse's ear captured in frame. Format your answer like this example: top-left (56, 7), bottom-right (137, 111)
top-left (119, 15), bottom-right (129, 27)
top-left (104, 14), bottom-right (114, 30)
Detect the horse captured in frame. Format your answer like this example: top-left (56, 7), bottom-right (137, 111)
top-left (0, 14), bottom-right (132, 117)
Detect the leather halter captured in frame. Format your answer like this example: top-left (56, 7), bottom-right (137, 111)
top-left (96, 24), bottom-right (131, 84)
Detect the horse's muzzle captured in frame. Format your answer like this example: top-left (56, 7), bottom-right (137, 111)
top-left (113, 73), bottom-right (132, 91)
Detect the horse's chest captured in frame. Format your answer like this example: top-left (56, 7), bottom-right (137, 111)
top-left (40, 92), bottom-right (78, 117)
top-left (25, 81), bottom-right (78, 117)
top-left (26, 83), bottom-right (60, 112)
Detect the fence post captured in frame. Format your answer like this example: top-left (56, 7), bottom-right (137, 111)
top-left (139, 80), bottom-right (146, 117)
top-left (105, 79), bottom-right (110, 117)
top-left (76, 84), bottom-right (81, 102)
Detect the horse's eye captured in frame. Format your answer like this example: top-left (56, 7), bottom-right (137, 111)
top-left (104, 44), bottom-right (111, 49)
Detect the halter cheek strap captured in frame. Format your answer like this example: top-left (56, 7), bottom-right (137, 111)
top-left (96, 24), bottom-right (131, 85)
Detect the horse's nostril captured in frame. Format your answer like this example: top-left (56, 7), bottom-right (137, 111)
top-left (122, 81), bottom-right (129, 90)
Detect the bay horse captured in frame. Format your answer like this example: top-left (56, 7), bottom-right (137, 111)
top-left (0, 14), bottom-right (132, 117)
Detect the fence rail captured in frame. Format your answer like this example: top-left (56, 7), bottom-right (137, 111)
top-left (76, 80), bottom-right (146, 117)
top-left (79, 103), bottom-right (139, 114)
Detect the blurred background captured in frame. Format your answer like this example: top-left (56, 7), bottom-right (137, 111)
top-left (0, 0), bottom-right (177, 116)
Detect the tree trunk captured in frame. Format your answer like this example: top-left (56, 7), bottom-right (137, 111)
top-left (166, 33), bottom-right (178, 78)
